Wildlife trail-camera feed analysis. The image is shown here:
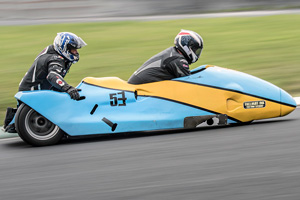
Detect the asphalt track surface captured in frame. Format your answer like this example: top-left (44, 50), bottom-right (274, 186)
top-left (0, 108), bottom-right (299, 200)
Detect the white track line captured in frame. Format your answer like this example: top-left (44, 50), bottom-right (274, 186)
top-left (0, 137), bottom-right (20, 142)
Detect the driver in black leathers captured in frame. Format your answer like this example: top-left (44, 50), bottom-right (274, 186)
top-left (4, 32), bottom-right (87, 132)
top-left (19, 32), bottom-right (87, 98)
top-left (128, 29), bottom-right (203, 84)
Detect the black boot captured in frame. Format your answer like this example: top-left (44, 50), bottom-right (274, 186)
top-left (5, 123), bottom-right (17, 133)
top-left (4, 107), bottom-right (17, 129)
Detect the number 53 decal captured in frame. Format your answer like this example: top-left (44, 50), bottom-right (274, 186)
top-left (109, 91), bottom-right (127, 106)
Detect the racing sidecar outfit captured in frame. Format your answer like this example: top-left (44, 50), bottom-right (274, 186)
top-left (19, 45), bottom-right (72, 92)
top-left (128, 47), bottom-right (191, 84)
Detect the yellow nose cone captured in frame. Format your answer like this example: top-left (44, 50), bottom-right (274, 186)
top-left (281, 104), bottom-right (296, 117)
top-left (280, 89), bottom-right (297, 117)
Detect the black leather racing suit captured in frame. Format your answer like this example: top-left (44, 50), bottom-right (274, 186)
top-left (19, 45), bottom-right (72, 92)
top-left (128, 47), bottom-right (190, 84)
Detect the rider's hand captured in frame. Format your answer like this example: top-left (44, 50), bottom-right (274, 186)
top-left (66, 86), bottom-right (81, 100)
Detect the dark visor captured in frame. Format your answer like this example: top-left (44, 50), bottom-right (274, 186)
top-left (195, 47), bottom-right (202, 57)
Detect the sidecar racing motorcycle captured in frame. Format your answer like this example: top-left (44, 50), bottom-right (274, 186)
top-left (11, 65), bottom-right (296, 146)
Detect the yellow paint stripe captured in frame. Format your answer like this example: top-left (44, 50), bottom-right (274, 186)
top-left (83, 77), bottom-right (283, 122)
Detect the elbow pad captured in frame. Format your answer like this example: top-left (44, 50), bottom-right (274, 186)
top-left (46, 71), bottom-right (68, 91)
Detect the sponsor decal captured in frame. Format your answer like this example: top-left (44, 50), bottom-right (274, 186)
top-left (56, 78), bottom-right (65, 87)
top-left (53, 55), bottom-right (64, 60)
top-left (243, 100), bottom-right (266, 109)
top-left (182, 64), bottom-right (189, 68)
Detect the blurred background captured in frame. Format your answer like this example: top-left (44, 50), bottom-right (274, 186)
top-left (0, 0), bottom-right (300, 125)
top-left (1, 0), bottom-right (300, 21)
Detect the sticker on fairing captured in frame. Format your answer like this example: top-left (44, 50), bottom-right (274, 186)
top-left (243, 100), bottom-right (266, 109)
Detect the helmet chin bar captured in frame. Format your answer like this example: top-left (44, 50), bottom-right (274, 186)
top-left (72, 53), bottom-right (79, 63)
top-left (190, 50), bottom-right (198, 63)
top-left (61, 50), bottom-right (79, 64)
top-left (183, 45), bottom-right (198, 63)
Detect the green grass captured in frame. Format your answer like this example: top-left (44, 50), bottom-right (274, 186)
top-left (1, 14), bottom-right (300, 125)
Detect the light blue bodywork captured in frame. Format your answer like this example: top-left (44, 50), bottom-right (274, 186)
top-left (14, 65), bottom-right (296, 136)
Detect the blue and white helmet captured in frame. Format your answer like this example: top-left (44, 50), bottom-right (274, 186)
top-left (174, 29), bottom-right (203, 64)
top-left (53, 32), bottom-right (87, 63)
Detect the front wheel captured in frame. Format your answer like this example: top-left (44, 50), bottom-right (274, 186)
top-left (15, 104), bottom-right (64, 146)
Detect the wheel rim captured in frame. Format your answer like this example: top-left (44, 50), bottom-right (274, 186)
top-left (24, 109), bottom-right (59, 140)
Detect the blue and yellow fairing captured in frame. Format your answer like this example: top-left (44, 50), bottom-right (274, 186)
top-left (15, 65), bottom-right (296, 136)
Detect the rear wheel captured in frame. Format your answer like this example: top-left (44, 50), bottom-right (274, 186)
top-left (15, 104), bottom-right (64, 146)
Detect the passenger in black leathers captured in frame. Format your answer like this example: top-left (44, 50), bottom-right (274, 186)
top-left (4, 32), bottom-right (87, 132)
top-left (128, 29), bottom-right (203, 84)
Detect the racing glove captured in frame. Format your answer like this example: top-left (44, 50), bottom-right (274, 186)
top-left (62, 85), bottom-right (81, 100)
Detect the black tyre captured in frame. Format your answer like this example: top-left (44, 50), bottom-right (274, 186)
top-left (15, 104), bottom-right (64, 146)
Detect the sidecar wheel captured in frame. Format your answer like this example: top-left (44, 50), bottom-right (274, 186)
top-left (15, 104), bottom-right (64, 146)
